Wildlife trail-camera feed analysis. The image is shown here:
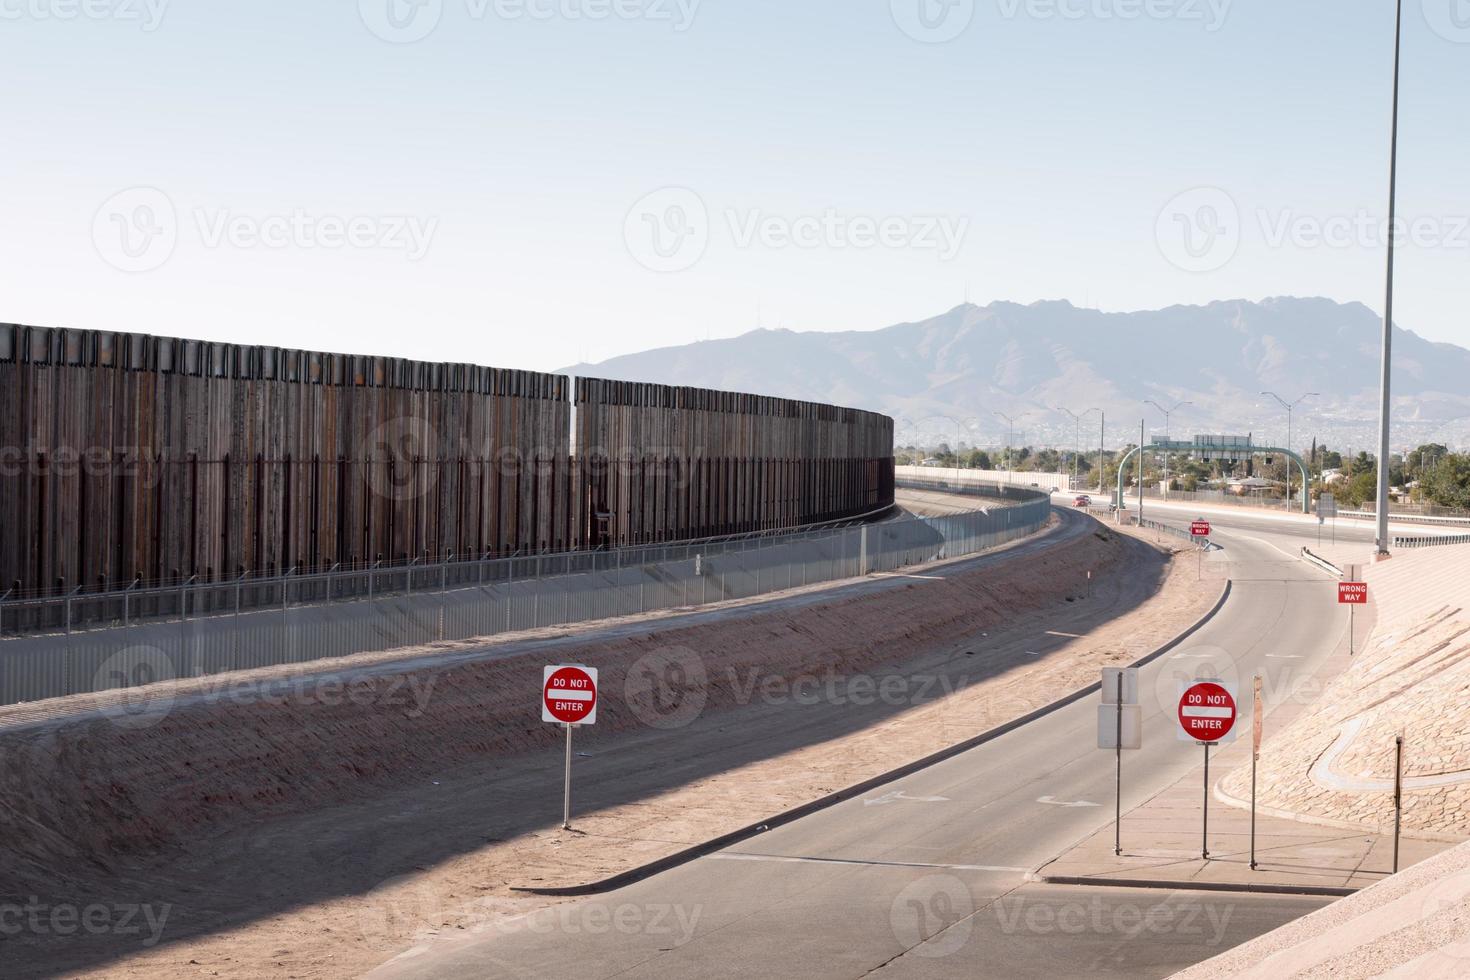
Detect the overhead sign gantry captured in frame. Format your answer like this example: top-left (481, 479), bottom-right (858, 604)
top-left (1114, 436), bottom-right (1311, 515)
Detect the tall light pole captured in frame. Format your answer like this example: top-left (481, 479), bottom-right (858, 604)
top-left (1144, 399), bottom-right (1191, 500)
top-left (1262, 391), bottom-right (1318, 510)
top-left (1058, 407), bottom-right (1101, 494)
top-left (1375, 0), bottom-right (1404, 557)
top-left (995, 411), bottom-right (1023, 485)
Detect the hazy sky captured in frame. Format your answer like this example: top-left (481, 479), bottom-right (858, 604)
top-left (2, 1), bottom-right (1466, 372)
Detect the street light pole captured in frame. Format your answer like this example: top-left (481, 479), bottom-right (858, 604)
top-left (1144, 400), bottom-right (1191, 501)
top-left (995, 411), bottom-right (1022, 485)
top-left (1262, 392), bottom-right (1318, 511)
top-left (1375, 0), bottom-right (1404, 558)
top-left (1059, 407), bottom-right (1101, 495)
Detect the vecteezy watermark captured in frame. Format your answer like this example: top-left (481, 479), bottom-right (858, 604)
top-left (93, 646), bottom-right (178, 730)
top-left (92, 187), bottom-right (177, 273)
top-left (1258, 209), bottom-right (1470, 252)
top-left (623, 188), bottom-right (710, 273)
top-left (362, 416), bottom-right (442, 503)
top-left (996, 0), bottom-right (1232, 31)
top-left (891, 0), bottom-right (976, 43)
top-left (358, 0), bottom-right (701, 44)
top-left (1155, 186), bottom-right (1241, 274)
top-left (92, 187), bottom-right (438, 273)
top-left (1423, 0), bottom-right (1470, 44)
top-left (0, 899), bottom-right (171, 948)
top-left (90, 644), bottom-right (437, 730)
top-left (624, 646), bottom-right (709, 730)
top-left (624, 644), bottom-right (972, 731)
top-left (355, 874), bottom-right (702, 945)
top-left (991, 894), bottom-right (1235, 944)
top-left (0, 0), bottom-right (170, 31)
top-left (624, 187), bottom-right (971, 273)
top-left (889, 875), bottom-right (975, 957)
top-left (1157, 186), bottom-right (1470, 273)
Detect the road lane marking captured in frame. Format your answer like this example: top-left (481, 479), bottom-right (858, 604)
top-left (864, 791), bottom-right (951, 807)
top-left (1036, 796), bottom-right (1100, 808)
top-left (709, 853), bottom-right (1028, 873)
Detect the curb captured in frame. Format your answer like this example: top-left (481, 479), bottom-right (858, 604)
top-left (1033, 874), bottom-right (1356, 898)
top-left (511, 577), bottom-right (1234, 897)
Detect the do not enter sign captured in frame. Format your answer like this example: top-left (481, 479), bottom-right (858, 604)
top-left (543, 665), bottom-right (598, 725)
top-left (1177, 680), bottom-right (1237, 744)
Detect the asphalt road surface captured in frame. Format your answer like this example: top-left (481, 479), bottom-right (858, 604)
top-left (373, 511), bottom-right (1343, 980)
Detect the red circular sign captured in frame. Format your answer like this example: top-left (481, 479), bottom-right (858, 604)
top-left (544, 666), bottom-right (597, 724)
top-left (1178, 682), bottom-right (1236, 743)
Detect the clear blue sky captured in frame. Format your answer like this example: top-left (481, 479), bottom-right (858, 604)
top-left (1, 1), bottom-right (1465, 371)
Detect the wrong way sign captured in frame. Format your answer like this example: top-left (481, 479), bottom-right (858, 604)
top-left (1339, 582), bottom-right (1368, 605)
top-left (543, 665), bottom-right (598, 725)
top-left (1177, 680), bottom-right (1238, 744)
top-left (1190, 520), bottom-right (1211, 537)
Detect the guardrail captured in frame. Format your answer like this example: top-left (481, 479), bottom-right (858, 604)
top-left (0, 489), bottom-right (1050, 708)
top-left (1392, 532), bottom-right (1470, 549)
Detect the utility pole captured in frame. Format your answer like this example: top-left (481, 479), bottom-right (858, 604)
top-left (1098, 411), bottom-right (1105, 494)
top-left (1262, 392), bottom-right (1318, 512)
top-left (1375, 0), bottom-right (1404, 558)
top-left (995, 411), bottom-right (1023, 485)
top-left (1144, 400), bottom-right (1191, 500)
top-left (1058, 407), bottom-right (1101, 494)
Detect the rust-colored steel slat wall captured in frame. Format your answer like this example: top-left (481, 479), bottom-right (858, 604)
top-left (574, 377), bottom-right (894, 548)
top-left (0, 324), bottom-right (569, 596)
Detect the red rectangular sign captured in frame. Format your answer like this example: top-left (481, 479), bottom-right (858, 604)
top-left (1190, 521), bottom-right (1211, 537)
top-left (1339, 582), bottom-right (1368, 605)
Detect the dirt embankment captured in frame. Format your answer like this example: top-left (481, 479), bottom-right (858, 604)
top-left (0, 510), bottom-right (1215, 979)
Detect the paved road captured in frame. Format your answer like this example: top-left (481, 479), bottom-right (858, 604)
top-left (372, 514), bottom-right (1343, 980)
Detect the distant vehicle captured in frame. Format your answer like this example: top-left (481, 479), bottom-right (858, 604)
top-left (1029, 482), bottom-right (1039, 488)
top-left (1049, 486), bottom-right (1060, 493)
top-left (1074, 495), bottom-right (1091, 508)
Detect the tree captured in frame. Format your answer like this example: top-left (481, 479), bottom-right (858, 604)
top-left (964, 449), bottom-right (992, 470)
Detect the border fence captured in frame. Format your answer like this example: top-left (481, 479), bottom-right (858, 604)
top-left (1, 324), bottom-right (893, 606)
top-left (0, 486), bottom-right (1050, 708)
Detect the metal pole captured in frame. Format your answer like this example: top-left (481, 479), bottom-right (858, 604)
top-left (1251, 674), bottom-right (1262, 871)
top-left (1098, 411), bottom-right (1105, 494)
top-left (1137, 420), bottom-right (1145, 524)
top-left (1202, 742), bottom-right (1211, 860)
top-left (1375, 0), bottom-right (1404, 558)
top-left (563, 722), bottom-right (573, 830)
top-left (1114, 672), bottom-right (1123, 856)
top-left (1393, 734), bottom-right (1404, 872)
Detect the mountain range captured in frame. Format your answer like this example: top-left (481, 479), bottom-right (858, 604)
top-left (562, 298), bottom-right (1470, 451)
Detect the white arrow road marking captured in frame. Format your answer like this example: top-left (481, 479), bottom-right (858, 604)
top-left (1037, 796), bottom-right (1101, 808)
top-left (863, 791), bottom-right (951, 807)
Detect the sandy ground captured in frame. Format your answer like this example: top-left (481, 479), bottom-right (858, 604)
top-left (0, 505), bottom-right (1217, 979)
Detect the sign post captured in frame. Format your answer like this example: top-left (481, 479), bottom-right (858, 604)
top-left (1190, 521), bottom-right (1211, 580)
top-left (1251, 674), bottom-right (1263, 870)
top-left (1177, 680), bottom-right (1238, 860)
top-left (543, 664), bottom-right (599, 830)
top-left (1099, 667), bottom-right (1141, 856)
top-left (1339, 575), bottom-right (1368, 656)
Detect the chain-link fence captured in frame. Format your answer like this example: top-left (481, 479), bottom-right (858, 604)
top-left (1, 487), bottom-right (1050, 708)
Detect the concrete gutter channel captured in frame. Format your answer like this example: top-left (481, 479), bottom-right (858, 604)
top-left (512, 579), bottom-right (1234, 897)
